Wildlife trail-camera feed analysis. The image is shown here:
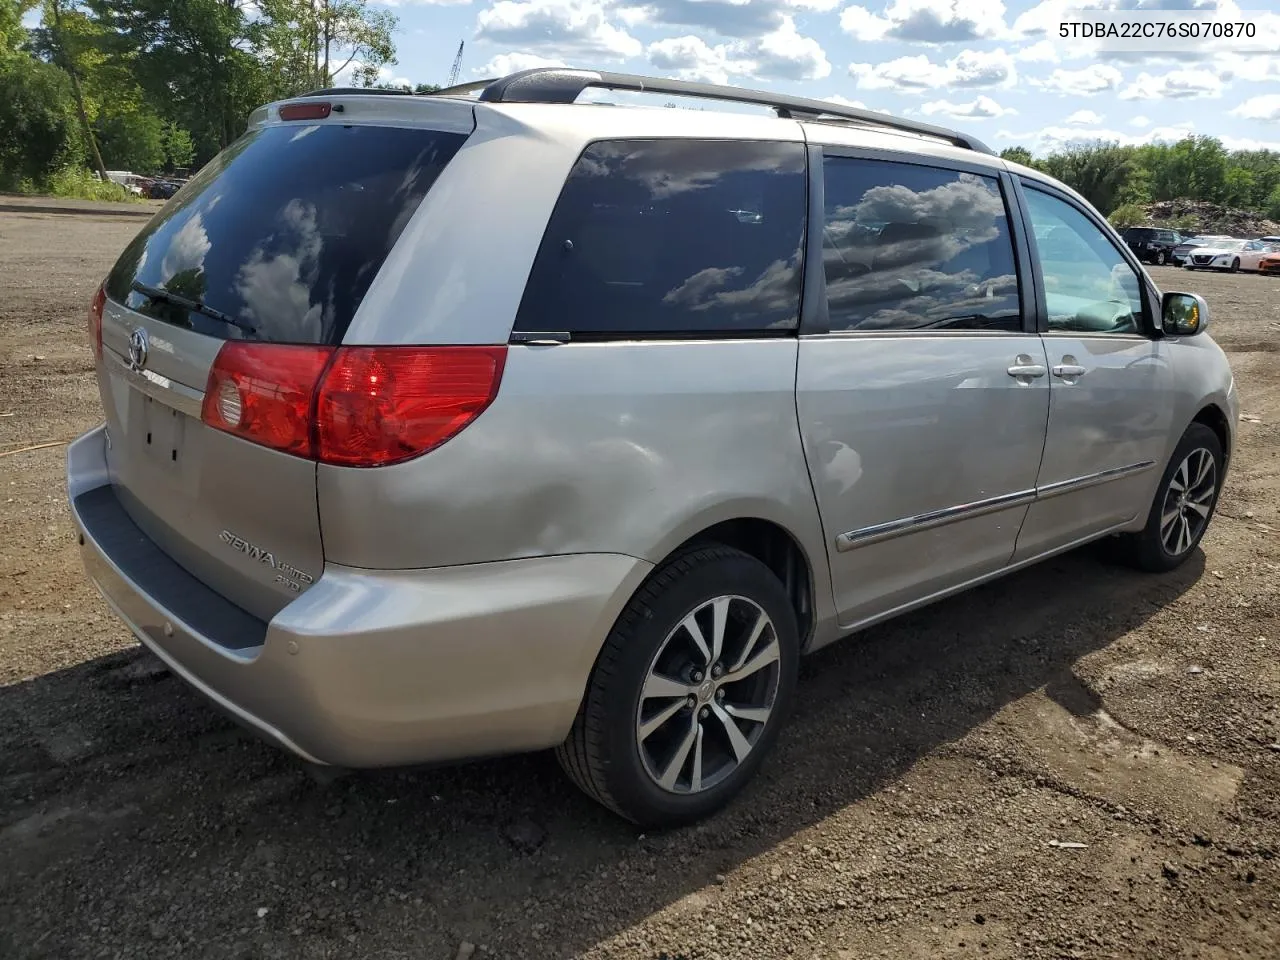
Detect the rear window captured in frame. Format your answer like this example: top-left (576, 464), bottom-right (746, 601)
top-left (514, 138), bottom-right (807, 337)
top-left (105, 123), bottom-right (468, 344)
top-left (1123, 228), bottom-right (1156, 240)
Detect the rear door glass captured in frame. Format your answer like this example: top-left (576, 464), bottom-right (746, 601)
top-left (105, 123), bottom-right (468, 345)
top-left (514, 138), bottom-right (807, 337)
top-left (821, 156), bottom-right (1022, 332)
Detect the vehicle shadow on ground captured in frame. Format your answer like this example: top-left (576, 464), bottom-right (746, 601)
top-left (0, 545), bottom-right (1205, 959)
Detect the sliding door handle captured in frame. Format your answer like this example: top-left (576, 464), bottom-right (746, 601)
top-left (1007, 358), bottom-right (1047, 382)
top-left (1052, 364), bottom-right (1087, 380)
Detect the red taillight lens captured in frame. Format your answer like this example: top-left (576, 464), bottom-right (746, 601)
top-left (316, 347), bottom-right (507, 467)
top-left (279, 102), bottom-right (332, 121)
top-left (200, 343), bottom-right (507, 467)
top-left (201, 343), bottom-right (335, 457)
top-left (89, 283), bottom-right (106, 360)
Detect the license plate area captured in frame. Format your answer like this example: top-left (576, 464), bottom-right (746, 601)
top-left (134, 392), bottom-right (189, 467)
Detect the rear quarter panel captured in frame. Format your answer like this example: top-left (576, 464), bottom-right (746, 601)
top-left (316, 339), bottom-right (836, 628)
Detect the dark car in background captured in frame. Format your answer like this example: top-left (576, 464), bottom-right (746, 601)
top-left (1121, 227), bottom-right (1183, 265)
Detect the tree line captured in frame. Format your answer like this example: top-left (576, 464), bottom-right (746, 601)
top-left (1000, 137), bottom-right (1280, 226)
top-left (0, 0), bottom-right (427, 194)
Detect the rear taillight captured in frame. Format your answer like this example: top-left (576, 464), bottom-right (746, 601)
top-left (201, 344), bottom-right (507, 467)
top-left (89, 283), bottom-right (106, 360)
top-left (201, 343), bottom-right (334, 458)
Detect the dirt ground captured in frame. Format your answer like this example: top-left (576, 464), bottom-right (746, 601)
top-left (1, 202), bottom-right (1278, 960)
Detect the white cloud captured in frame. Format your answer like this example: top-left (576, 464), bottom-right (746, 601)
top-left (376, 0), bottom-right (470, 6)
top-left (647, 35), bottom-right (736, 84)
top-left (1129, 114), bottom-right (1151, 127)
top-left (849, 48), bottom-right (1016, 92)
top-left (1220, 134), bottom-right (1280, 151)
top-left (750, 16), bottom-right (831, 80)
top-left (476, 52), bottom-right (568, 76)
top-left (996, 121), bottom-right (1197, 155)
top-left (1014, 40), bottom-right (1060, 63)
top-left (475, 0), bottom-right (642, 60)
top-left (1224, 55), bottom-right (1280, 83)
top-left (919, 95), bottom-right (1016, 119)
top-left (822, 94), bottom-right (868, 109)
top-left (1120, 67), bottom-right (1226, 100)
top-left (1231, 94), bottom-right (1280, 123)
top-left (840, 0), bottom-right (1009, 44)
top-left (1065, 109), bottom-right (1102, 125)
top-left (1031, 64), bottom-right (1124, 96)
top-left (646, 17), bottom-right (829, 83)
top-left (615, 0), bottom-right (783, 39)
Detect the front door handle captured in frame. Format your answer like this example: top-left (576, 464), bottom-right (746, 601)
top-left (1007, 355), bottom-right (1047, 383)
top-left (1052, 363), bottom-right (1087, 380)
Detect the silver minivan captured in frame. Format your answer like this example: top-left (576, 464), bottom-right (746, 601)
top-left (68, 69), bottom-right (1238, 826)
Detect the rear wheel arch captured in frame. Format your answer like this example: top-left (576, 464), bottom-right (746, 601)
top-left (670, 517), bottom-right (815, 649)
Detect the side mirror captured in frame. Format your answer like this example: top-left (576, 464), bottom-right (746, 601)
top-left (1162, 291), bottom-right (1209, 337)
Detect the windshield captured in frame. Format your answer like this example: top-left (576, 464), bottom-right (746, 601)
top-left (105, 123), bottom-right (468, 344)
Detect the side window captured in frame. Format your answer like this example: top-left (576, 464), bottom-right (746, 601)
top-left (1022, 187), bottom-right (1145, 335)
top-left (514, 139), bottom-right (806, 336)
top-left (821, 156), bottom-right (1022, 332)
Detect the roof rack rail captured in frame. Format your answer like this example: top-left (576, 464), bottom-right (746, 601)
top-left (298, 86), bottom-right (413, 98)
top-left (430, 79), bottom-right (494, 98)
top-left (477, 69), bottom-right (995, 155)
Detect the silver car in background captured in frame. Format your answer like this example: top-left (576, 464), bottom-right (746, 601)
top-left (68, 69), bottom-right (1238, 827)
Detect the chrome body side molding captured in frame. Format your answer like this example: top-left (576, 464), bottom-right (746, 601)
top-left (835, 460), bottom-right (1157, 552)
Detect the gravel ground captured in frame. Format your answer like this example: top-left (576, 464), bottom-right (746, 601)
top-left (1, 205), bottom-right (1278, 960)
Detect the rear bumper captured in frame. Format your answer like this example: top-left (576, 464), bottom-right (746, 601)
top-left (68, 426), bottom-right (653, 767)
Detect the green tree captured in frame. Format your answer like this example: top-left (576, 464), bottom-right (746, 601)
top-left (999, 146), bottom-right (1034, 168)
top-left (1, 0), bottom-right (39, 57)
top-left (1038, 141), bottom-right (1138, 216)
top-left (43, 0), bottom-right (106, 178)
top-left (1108, 203), bottom-right (1147, 229)
top-left (0, 53), bottom-right (81, 187)
top-left (254, 0), bottom-right (396, 97)
top-left (161, 121), bottom-right (195, 170)
top-left (1267, 185), bottom-right (1280, 222)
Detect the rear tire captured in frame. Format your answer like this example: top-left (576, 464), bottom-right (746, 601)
top-left (1155, 250), bottom-right (1168, 266)
top-left (1117, 423), bottom-right (1223, 573)
top-left (556, 545), bottom-right (799, 827)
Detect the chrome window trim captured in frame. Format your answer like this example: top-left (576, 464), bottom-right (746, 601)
top-left (834, 460), bottom-right (1157, 552)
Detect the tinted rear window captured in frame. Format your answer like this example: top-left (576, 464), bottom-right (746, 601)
top-left (821, 157), bottom-right (1021, 333)
top-left (1123, 228), bottom-right (1156, 240)
top-left (515, 138), bottom-right (807, 337)
top-left (105, 123), bottom-right (468, 344)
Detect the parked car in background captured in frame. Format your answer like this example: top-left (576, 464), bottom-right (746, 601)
top-left (1121, 226), bottom-right (1183, 265)
top-left (1259, 250), bottom-right (1280, 275)
top-left (1170, 235), bottom-right (1232, 266)
top-left (68, 69), bottom-right (1239, 827)
top-left (144, 179), bottom-right (183, 200)
top-left (1237, 240), bottom-right (1280, 272)
top-left (1185, 238), bottom-right (1248, 272)
top-left (102, 170), bottom-right (144, 196)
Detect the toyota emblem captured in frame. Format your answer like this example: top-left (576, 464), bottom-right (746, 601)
top-left (127, 327), bottom-right (149, 371)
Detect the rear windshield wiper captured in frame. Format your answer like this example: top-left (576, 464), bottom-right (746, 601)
top-left (130, 280), bottom-right (257, 336)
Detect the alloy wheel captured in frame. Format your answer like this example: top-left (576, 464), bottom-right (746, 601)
top-left (635, 595), bottom-right (781, 794)
top-left (1160, 447), bottom-right (1217, 557)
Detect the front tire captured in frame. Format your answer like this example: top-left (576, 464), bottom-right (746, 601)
top-left (1119, 423), bottom-right (1223, 573)
top-left (1230, 258), bottom-right (1240, 273)
top-left (557, 545), bottom-right (799, 827)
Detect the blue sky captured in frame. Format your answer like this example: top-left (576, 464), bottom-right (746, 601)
top-left (363, 0), bottom-right (1280, 153)
top-left (22, 0), bottom-right (1280, 153)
